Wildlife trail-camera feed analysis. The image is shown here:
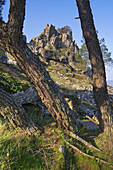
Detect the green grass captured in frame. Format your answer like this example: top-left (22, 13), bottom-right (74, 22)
top-left (0, 123), bottom-right (66, 170)
top-left (0, 63), bottom-right (31, 93)
top-left (0, 125), bottom-right (45, 169)
top-left (0, 121), bottom-right (113, 170)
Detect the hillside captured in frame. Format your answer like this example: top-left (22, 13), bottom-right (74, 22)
top-left (0, 25), bottom-right (113, 169)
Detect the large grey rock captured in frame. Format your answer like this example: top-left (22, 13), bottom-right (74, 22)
top-left (28, 24), bottom-right (79, 67)
top-left (44, 24), bottom-right (57, 41)
top-left (50, 35), bottom-right (62, 49)
top-left (62, 33), bottom-right (72, 48)
top-left (0, 48), bottom-right (17, 65)
top-left (38, 48), bottom-right (45, 57)
top-left (12, 86), bottom-right (40, 105)
top-left (59, 55), bottom-right (68, 64)
top-left (45, 50), bottom-right (58, 61)
top-left (77, 119), bottom-right (99, 130)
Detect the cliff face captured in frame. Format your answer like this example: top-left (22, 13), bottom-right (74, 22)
top-left (28, 24), bottom-right (79, 69)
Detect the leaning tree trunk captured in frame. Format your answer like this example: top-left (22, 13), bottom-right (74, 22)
top-left (76, 0), bottom-right (113, 133)
top-left (2, 42), bottom-right (78, 132)
top-left (0, 89), bottom-right (41, 136)
top-left (0, 0), bottom-right (78, 133)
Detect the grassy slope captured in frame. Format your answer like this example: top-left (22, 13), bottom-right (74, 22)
top-left (0, 63), bottom-right (31, 93)
top-left (0, 62), bottom-right (113, 169)
top-left (0, 122), bottom-right (113, 170)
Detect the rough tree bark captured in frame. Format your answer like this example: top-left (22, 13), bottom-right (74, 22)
top-left (76, 0), bottom-right (113, 133)
top-left (0, 89), bottom-right (41, 135)
top-left (0, 0), bottom-right (78, 133)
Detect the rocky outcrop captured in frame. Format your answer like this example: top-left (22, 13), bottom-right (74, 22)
top-left (77, 119), bottom-right (99, 130)
top-left (0, 48), bottom-right (17, 65)
top-left (12, 86), bottom-right (41, 105)
top-left (28, 24), bottom-right (79, 69)
top-left (1, 24), bottom-right (79, 70)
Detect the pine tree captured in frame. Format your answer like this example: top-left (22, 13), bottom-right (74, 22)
top-left (77, 37), bottom-right (112, 71)
top-left (76, 0), bottom-right (113, 133)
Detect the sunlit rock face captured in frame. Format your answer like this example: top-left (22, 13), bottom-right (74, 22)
top-left (28, 24), bottom-right (79, 69)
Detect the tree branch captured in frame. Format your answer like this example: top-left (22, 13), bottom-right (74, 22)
top-left (66, 130), bottom-right (100, 152)
top-left (66, 141), bottom-right (113, 168)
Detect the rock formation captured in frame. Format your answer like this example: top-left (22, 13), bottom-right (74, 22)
top-left (28, 24), bottom-right (79, 69)
top-left (0, 47), bottom-right (17, 65)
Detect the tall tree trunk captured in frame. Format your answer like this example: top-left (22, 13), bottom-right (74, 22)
top-left (76, 0), bottom-right (113, 133)
top-left (0, 89), bottom-right (41, 135)
top-left (4, 42), bottom-right (78, 132)
top-left (0, 0), bottom-right (78, 133)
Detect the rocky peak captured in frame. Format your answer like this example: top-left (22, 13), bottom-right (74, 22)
top-left (28, 24), bottom-right (79, 69)
top-left (44, 24), bottom-right (57, 41)
top-left (61, 31), bottom-right (72, 47)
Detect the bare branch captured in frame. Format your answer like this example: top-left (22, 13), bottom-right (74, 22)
top-left (66, 130), bottom-right (100, 152)
top-left (66, 141), bottom-right (113, 168)
top-left (74, 17), bottom-right (80, 19)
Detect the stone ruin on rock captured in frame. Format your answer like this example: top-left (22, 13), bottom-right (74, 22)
top-left (28, 24), bottom-right (79, 69)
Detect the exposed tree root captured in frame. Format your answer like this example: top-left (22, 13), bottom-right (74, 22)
top-left (66, 141), bottom-right (113, 168)
top-left (66, 130), bottom-right (100, 152)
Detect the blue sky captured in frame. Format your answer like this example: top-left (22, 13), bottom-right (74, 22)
top-left (2, 0), bottom-right (113, 81)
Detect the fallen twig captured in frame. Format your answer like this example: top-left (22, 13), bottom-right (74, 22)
top-left (66, 130), bottom-right (100, 152)
top-left (42, 148), bottom-right (49, 170)
top-left (66, 141), bottom-right (113, 168)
